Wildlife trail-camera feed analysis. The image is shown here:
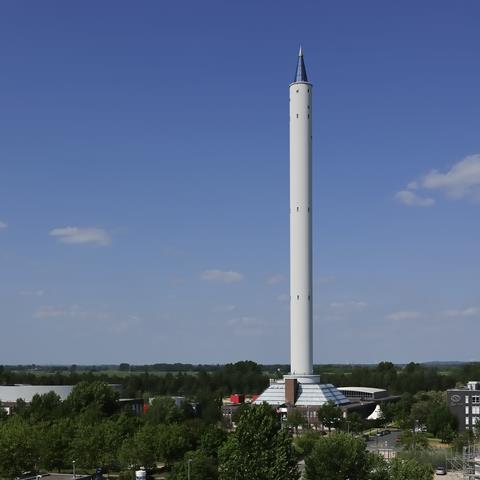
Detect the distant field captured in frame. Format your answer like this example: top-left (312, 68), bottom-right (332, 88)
top-left (10, 368), bottom-right (201, 377)
top-left (89, 369), bottom-right (200, 377)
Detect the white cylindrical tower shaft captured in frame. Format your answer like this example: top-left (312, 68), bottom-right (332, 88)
top-left (289, 49), bottom-right (313, 376)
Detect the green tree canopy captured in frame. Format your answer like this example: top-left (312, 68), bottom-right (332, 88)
top-left (316, 401), bottom-right (342, 432)
top-left (219, 403), bottom-right (299, 480)
top-left (304, 432), bottom-right (372, 480)
top-left (157, 423), bottom-right (196, 466)
top-left (389, 458), bottom-right (433, 480)
top-left (145, 396), bottom-right (184, 425)
top-left (168, 449), bottom-right (218, 480)
top-left (119, 423), bottom-right (159, 469)
top-left (287, 408), bottom-right (307, 434)
top-left (0, 416), bottom-right (39, 477)
top-left (294, 430), bottom-right (323, 458)
top-left (199, 425), bottom-right (228, 458)
top-left (66, 381), bottom-right (120, 419)
top-left (23, 391), bottom-right (63, 423)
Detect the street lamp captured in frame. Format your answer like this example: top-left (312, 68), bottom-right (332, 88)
top-left (187, 458), bottom-right (192, 480)
top-left (72, 460), bottom-right (76, 480)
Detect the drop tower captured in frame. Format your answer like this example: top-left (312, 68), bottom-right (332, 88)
top-left (254, 48), bottom-right (348, 407)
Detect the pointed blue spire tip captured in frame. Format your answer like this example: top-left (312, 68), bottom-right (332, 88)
top-left (294, 47), bottom-right (308, 82)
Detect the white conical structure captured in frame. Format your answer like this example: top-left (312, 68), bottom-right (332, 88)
top-left (367, 404), bottom-right (383, 421)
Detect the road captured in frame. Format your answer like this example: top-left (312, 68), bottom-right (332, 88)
top-left (366, 430), bottom-right (401, 452)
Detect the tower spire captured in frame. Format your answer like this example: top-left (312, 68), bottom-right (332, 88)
top-left (294, 46), bottom-right (308, 82)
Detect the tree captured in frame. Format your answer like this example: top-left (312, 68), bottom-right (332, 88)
top-left (379, 402), bottom-right (396, 426)
top-left (316, 401), bottom-right (342, 432)
top-left (304, 432), bottom-right (372, 480)
top-left (0, 408), bottom-right (8, 423)
top-left (36, 418), bottom-right (75, 470)
top-left (199, 426), bottom-right (228, 458)
top-left (398, 430), bottom-right (429, 451)
top-left (287, 408), bottom-right (307, 434)
top-left (197, 390), bottom-right (223, 425)
top-left (157, 423), bottom-right (196, 466)
top-left (168, 450), bottom-right (218, 480)
top-left (145, 396), bottom-right (184, 425)
top-left (24, 391), bottom-right (63, 423)
top-left (438, 424), bottom-right (455, 444)
top-left (452, 430), bottom-right (474, 452)
top-left (119, 423), bottom-right (159, 468)
top-left (119, 363), bottom-right (131, 372)
top-left (389, 458), bottom-right (433, 480)
top-left (341, 412), bottom-right (365, 434)
top-left (426, 403), bottom-right (457, 437)
top-left (231, 403), bottom-right (250, 425)
top-left (69, 421), bottom-right (124, 469)
top-left (0, 416), bottom-right (39, 477)
top-left (368, 454), bottom-right (391, 480)
top-left (66, 381), bottom-right (119, 419)
top-left (219, 403), bottom-right (299, 480)
top-left (294, 430), bottom-right (323, 458)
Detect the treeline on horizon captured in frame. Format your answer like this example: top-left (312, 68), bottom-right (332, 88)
top-left (2, 361), bottom-right (480, 398)
top-left (2, 360), bottom-right (471, 372)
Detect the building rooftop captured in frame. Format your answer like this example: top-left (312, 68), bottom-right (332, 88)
top-left (338, 387), bottom-right (387, 394)
top-left (253, 378), bottom-right (349, 407)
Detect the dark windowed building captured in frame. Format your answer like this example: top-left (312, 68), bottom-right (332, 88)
top-left (447, 381), bottom-right (480, 432)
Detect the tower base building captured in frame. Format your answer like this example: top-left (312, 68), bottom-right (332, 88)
top-left (253, 376), bottom-right (349, 407)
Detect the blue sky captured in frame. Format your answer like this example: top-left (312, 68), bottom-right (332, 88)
top-left (1, 1), bottom-right (479, 364)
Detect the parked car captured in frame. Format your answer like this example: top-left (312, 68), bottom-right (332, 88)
top-left (435, 466), bottom-right (447, 475)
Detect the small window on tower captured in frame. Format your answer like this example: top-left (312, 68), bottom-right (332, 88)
top-left (296, 89), bottom-right (299, 93)
top-left (296, 207), bottom-right (299, 211)
top-left (297, 295), bottom-right (300, 300)
top-left (296, 114), bottom-right (299, 118)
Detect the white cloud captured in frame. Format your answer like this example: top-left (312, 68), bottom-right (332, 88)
top-left (397, 153), bottom-right (480, 206)
top-left (0, 221), bottom-right (7, 230)
top-left (49, 226), bottom-right (111, 246)
top-left (227, 316), bottom-right (264, 336)
top-left (267, 274), bottom-right (285, 285)
top-left (395, 190), bottom-right (435, 207)
top-left (385, 310), bottom-right (422, 321)
top-left (423, 154), bottom-right (480, 199)
top-left (200, 269), bottom-right (244, 284)
top-left (443, 307), bottom-right (480, 318)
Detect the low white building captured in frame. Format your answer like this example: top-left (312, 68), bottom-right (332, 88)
top-left (0, 384), bottom-right (75, 403)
